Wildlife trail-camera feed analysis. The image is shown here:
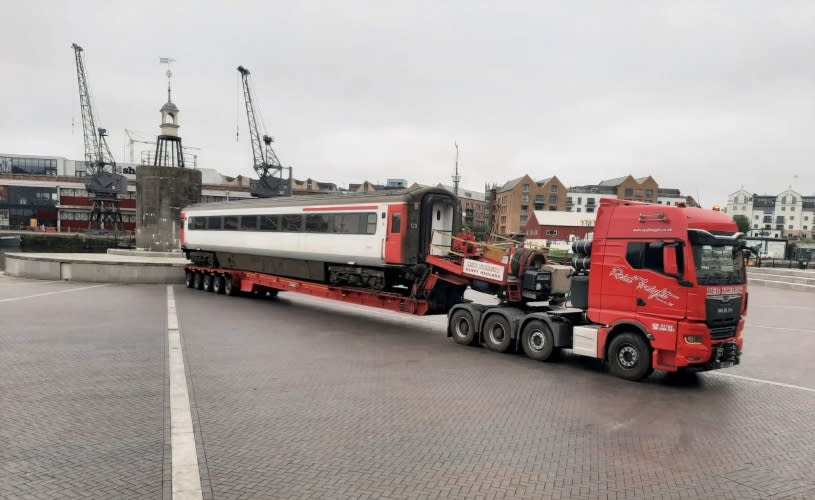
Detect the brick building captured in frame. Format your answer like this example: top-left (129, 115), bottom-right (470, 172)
top-left (490, 175), bottom-right (567, 235)
top-left (523, 210), bottom-right (596, 243)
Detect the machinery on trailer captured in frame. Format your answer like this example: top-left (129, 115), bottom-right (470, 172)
top-left (182, 193), bottom-right (748, 381)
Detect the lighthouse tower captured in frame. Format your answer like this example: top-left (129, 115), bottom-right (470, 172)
top-left (153, 64), bottom-right (185, 167)
top-left (135, 58), bottom-right (201, 251)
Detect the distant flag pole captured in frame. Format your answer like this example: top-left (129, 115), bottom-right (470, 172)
top-left (452, 141), bottom-right (460, 198)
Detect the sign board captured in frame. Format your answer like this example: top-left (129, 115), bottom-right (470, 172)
top-left (463, 258), bottom-right (505, 282)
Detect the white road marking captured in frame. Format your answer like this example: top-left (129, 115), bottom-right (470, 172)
top-left (715, 373), bottom-right (815, 394)
top-left (0, 284), bottom-right (107, 303)
top-left (167, 285), bottom-right (203, 500)
top-left (746, 324), bottom-right (815, 334)
top-left (750, 304), bottom-right (813, 310)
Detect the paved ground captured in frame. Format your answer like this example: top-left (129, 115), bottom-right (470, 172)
top-left (1, 274), bottom-right (814, 499)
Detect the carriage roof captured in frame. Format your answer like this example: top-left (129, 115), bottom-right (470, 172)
top-left (183, 185), bottom-right (454, 212)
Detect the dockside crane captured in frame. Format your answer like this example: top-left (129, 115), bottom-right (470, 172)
top-left (237, 65), bottom-right (292, 197)
top-left (71, 43), bottom-right (128, 233)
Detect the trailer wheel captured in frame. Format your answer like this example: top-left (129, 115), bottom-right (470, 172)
top-left (185, 271), bottom-right (194, 288)
top-left (193, 272), bottom-right (204, 290)
top-left (483, 315), bottom-right (512, 353)
top-left (212, 275), bottom-right (224, 294)
top-left (521, 320), bottom-right (556, 361)
top-left (224, 276), bottom-right (239, 296)
top-left (450, 309), bottom-right (477, 346)
top-left (202, 274), bottom-right (213, 292)
top-left (608, 332), bottom-right (653, 381)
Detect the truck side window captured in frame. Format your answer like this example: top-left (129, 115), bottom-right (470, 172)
top-left (626, 242), bottom-right (664, 273)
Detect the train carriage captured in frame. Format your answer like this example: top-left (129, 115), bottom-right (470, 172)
top-left (181, 186), bottom-right (459, 290)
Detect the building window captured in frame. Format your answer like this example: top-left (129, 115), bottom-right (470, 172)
top-left (789, 225), bottom-right (793, 230)
top-left (551, 185), bottom-right (558, 193)
top-left (586, 207), bottom-right (594, 213)
top-left (754, 215), bottom-right (759, 220)
top-left (577, 207), bottom-right (581, 212)
top-left (523, 184), bottom-right (530, 193)
top-left (521, 194), bottom-right (529, 203)
top-left (645, 189), bottom-right (654, 199)
top-left (624, 188), bottom-right (633, 198)
top-left (753, 224), bottom-right (758, 229)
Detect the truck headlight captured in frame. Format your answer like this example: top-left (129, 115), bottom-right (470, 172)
top-left (684, 336), bottom-right (704, 344)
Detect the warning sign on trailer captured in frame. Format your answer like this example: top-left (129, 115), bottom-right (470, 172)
top-left (463, 259), bottom-right (505, 282)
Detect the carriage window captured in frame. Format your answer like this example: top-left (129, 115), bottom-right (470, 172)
top-left (334, 214), bottom-right (359, 234)
top-left (240, 215), bottom-right (258, 230)
top-left (189, 217), bottom-right (206, 230)
top-left (305, 214), bottom-right (332, 232)
top-left (259, 214), bottom-right (278, 231)
top-left (366, 213), bottom-right (377, 234)
top-left (206, 216), bottom-right (222, 230)
top-left (391, 213), bottom-right (401, 234)
top-left (223, 216), bottom-right (239, 230)
top-left (282, 214), bottom-right (302, 232)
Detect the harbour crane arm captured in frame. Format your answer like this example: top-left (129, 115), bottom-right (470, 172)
top-left (237, 65), bottom-right (290, 197)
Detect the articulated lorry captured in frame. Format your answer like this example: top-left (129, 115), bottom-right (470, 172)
top-left (182, 189), bottom-right (747, 381)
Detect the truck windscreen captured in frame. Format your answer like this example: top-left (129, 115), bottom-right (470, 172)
top-left (689, 230), bottom-right (746, 286)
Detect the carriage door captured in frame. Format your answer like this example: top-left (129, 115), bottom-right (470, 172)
top-left (430, 202), bottom-right (454, 256)
top-left (385, 204), bottom-right (406, 264)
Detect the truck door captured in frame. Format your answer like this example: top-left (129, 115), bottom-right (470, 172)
top-left (600, 240), bottom-right (688, 326)
top-left (385, 204), bottom-right (406, 264)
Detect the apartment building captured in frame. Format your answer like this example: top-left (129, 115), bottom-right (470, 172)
top-left (727, 187), bottom-right (815, 240)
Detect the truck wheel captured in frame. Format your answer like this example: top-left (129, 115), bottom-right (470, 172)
top-left (483, 315), bottom-right (512, 353)
top-left (608, 332), bottom-right (653, 381)
top-left (450, 309), bottom-right (477, 346)
top-left (224, 276), bottom-right (239, 296)
top-left (521, 320), bottom-right (556, 361)
top-left (193, 272), bottom-right (204, 290)
top-left (202, 274), bottom-right (213, 292)
top-left (185, 271), bottom-right (194, 288)
top-left (212, 275), bottom-right (224, 294)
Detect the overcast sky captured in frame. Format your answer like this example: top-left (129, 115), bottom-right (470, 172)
top-left (1, 1), bottom-right (813, 206)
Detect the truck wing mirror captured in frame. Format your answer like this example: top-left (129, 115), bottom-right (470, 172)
top-left (663, 245), bottom-right (679, 276)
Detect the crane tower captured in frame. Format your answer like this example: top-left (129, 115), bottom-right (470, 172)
top-left (237, 65), bottom-right (292, 198)
top-left (71, 43), bottom-right (128, 233)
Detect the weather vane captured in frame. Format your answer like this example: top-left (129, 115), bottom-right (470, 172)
top-left (160, 57), bottom-right (176, 101)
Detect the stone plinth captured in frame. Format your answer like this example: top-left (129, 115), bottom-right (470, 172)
top-left (136, 166), bottom-right (201, 252)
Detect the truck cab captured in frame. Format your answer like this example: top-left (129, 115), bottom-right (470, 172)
top-left (587, 199), bottom-right (746, 377)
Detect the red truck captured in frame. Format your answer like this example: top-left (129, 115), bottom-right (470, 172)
top-left (182, 189), bottom-right (747, 381)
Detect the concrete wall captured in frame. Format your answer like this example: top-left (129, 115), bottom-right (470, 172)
top-left (4, 254), bottom-right (185, 284)
top-left (136, 166), bottom-right (201, 252)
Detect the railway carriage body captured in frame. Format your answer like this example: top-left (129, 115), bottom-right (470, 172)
top-left (181, 186), bottom-right (458, 289)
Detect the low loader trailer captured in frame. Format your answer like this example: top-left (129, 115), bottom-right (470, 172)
top-left (184, 198), bottom-right (748, 381)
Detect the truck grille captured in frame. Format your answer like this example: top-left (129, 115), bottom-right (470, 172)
top-left (710, 325), bottom-right (737, 340)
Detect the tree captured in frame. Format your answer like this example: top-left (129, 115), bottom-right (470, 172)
top-left (733, 215), bottom-right (751, 234)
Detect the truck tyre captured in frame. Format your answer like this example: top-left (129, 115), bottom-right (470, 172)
top-left (483, 315), bottom-right (512, 353)
top-left (224, 276), bottom-right (239, 296)
top-left (185, 271), bottom-right (194, 288)
top-left (521, 320), bottom-right (556, 361)
top-left (608, 332), bottom-right (653, 381)
top-left (202, 274), bottom-right (213, 292)
top-left (450, 309), bottom-right (477, 346)
top-left (193, 272), bottom-right (204, 290)
top-left (212, 275), bottom-right (224, 294)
